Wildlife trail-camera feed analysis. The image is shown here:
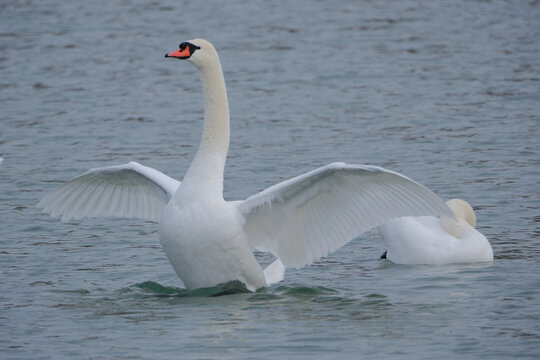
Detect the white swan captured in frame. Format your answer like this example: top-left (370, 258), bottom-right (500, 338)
top-left (379, 199), bottom-right (493, 264)
top-left (39, 38), bottom-right (455, 291)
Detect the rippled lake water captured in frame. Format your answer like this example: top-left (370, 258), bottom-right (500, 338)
top-left (1, 0), bottom-right (539, 359)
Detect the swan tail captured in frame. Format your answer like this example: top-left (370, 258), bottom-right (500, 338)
top-left (263, 258), bottom-right (285, 286)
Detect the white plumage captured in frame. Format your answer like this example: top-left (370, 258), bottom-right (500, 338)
top-left (39, 38), bottom-right (455, 291)
top-left (379, 199), bottom-right (493, 264)
top-left (39, 162), bottom-right (180, 222)
top-left (239, 163), bottom-right (454, 268)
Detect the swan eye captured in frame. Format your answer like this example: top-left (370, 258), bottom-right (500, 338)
top-left (179, 42), bottom-right (201, 53)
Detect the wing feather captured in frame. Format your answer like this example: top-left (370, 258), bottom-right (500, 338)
top-left (238, 162), bottom-right (453, 268)
top-left (39, 162), bottom-right (181, 222)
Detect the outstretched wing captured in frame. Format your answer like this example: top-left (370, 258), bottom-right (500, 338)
top-left (38, 162), bottom-right (180, 222)
top-left (237, 162), bottom-right (453, 268)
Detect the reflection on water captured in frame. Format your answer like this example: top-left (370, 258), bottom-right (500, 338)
top-left (133, 280), bottom-right (251, 297)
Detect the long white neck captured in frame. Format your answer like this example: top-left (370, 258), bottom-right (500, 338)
top-left (180, 58), bottom-right (230, 200)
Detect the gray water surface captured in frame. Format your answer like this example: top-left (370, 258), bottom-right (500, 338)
top-left (1, 1), bottom-right (539, 359)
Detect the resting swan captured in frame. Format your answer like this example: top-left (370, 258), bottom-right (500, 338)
top-left (39, 39), bottom-right (455, 291)
top-left (379, 199), bottom-right (493, 264)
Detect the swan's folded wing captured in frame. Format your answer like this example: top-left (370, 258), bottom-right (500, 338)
top-left (237, 162), bottom-right (453, 268)
top-left (38, 162), bottom-right (181, 222)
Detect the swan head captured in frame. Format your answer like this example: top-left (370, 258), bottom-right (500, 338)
top-left (165, 39), bottom-right (219, 70)
top-left (441, 198), bottom-right (477, 238)
top-left (445, 198), bottom-right (476, 228)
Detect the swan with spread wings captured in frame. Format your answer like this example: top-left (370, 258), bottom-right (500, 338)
top-left (39, 39), bottom-right (453, 291)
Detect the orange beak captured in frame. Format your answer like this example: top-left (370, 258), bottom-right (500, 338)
top-left (165, 47), bottom-right (192, 59)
